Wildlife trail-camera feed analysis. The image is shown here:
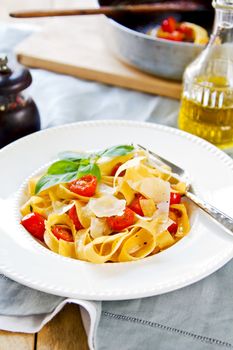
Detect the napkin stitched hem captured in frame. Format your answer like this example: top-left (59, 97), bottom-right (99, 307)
top-left (102, 311), bottom-right (233, 348)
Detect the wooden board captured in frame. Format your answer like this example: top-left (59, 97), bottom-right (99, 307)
top-left (15, 16), bottom-right (181, 99)
top-left (0, 304), bottom-right (88, 350)
top-left (0, 331), bottom-right (34, 350)
top-left (36, 304), bottom-right (88, 350)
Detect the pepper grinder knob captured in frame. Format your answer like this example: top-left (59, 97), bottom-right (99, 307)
top-left (0, 55), bottom-right (11, 74)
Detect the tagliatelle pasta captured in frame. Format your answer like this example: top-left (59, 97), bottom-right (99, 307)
top-left (20, 145), bottom-right (191, 263)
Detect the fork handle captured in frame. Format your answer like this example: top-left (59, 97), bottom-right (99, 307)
top-left (186, 191), bottom-right (233, 236)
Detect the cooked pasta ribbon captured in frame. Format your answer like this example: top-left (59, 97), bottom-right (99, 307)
top-left (44, 213), bottom-right (76, 258)
top-left (20, 146), bottom-right (191, 263)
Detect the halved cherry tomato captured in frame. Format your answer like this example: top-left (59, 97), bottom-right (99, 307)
top-left (107, 207), bottom-right (135, 231)
top-left (68, 205), bottom-right (83, 230)
top-left (21, 212), bottom-right (45, 241)
top-left (179, 23), bottom-right (194, 41)
top-left (170, 192), bottom-right (181, 205)
top-left (111, 162), bottom-right (125, 177)
top-left (128, 194), bottom-right (145, 216)
top-left (161, 16), bottom-right (176, 33)
top-left (69, 175), bottom-right (97, 197)
top-left (157, 17), bottom-right (195, 43)
top-left (52, 225), bottom-right (74, 242)
top-left (168, 222), bottom-right (178, 235)
top-left (169, 30), bottom-right (184, 42)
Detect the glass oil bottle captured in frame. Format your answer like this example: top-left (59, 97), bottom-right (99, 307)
top-left (178, 0), bottom-right (233, 150)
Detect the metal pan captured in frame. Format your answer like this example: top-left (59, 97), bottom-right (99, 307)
top-left (96, 0), bottom-right (214, 80)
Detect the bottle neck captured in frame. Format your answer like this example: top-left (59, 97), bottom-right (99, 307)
top-left (214, 8), bottom-right (233, 30)
top-left (210, 7), bottom-right (233, 45)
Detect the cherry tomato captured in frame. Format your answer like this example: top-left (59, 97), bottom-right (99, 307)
top-left (169, 30), bottom-right (184, 42)
top-left (107, 207), bottom-right (135, 231)
top-left (21, 212), bottom-right (45, 241)
top-left (168, 222), bottom-right (178, 235)
top-left (111, 163), bottom-right (125, 177)
top-left (161, 16), bottom-right (176, 33)
top-left (128, 194), bottom-right (145, 216)
top-left (68, 205), bottom-right (83, 230)
top-left (52, 225), bottom-right (74, 242)
top-left (69, 175), bottom-right (97, 197)
top-left (179, 23), bottom-right (194, 41)
top-left (170, 192), bottom-right (181, 205)
top-left (157, 30), bottom-right (184, 42)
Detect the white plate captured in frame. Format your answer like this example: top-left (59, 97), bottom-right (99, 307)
top-left (0, 120), bottom-right (233, 301)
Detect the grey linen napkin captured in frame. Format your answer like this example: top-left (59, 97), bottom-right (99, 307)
top-left (1, 24), bottom-right (233, 350)
top-left (0, 275), bottom-right (63, 316)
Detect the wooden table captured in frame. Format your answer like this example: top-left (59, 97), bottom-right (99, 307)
top-left (0, 304), bottom-right (88, 349)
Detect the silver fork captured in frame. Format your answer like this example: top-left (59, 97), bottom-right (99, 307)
top-left (137, 144), bottom-right (233, 237)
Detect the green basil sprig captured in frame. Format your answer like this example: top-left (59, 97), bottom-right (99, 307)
top-left (35, 144), bottom-right (134, 194)
top-left (97, 144), bottom-right (134, 158)
top-left (35, 159), bottom-right (100, 194)
top-left (35, 171), bottom-right (78, 194)
top-left (47, 160), bottom-right (79, 174)
top-left (58, 151), bottom-right (91, 162)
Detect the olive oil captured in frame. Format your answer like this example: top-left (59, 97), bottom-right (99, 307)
top-left (178, 0), bottom-right (233, 151)
top-left (179, 76), bottom-right (233, 149)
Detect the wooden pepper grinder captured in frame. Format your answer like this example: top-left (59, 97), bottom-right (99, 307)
top-left (0, 55), bottom-right (40, 148)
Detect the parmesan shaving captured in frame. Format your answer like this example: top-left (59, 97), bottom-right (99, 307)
top-left (88, 195), bottom-right (126, 217)
top-left (52, 201), bottom-right (74, 215)
top-left (90, 217), bottom-right (111, 238)
top-left (97, 183), bottom-right (116, 196)
top-left (128, 177), bottom-right (170, 203)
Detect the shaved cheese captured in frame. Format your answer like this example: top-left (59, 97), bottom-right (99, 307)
top-left (88, 195), bottom-right (126, 217)
top-left (79, 202), bottom-right (95, 228)
top-left (90, 217), bottom-right (111, 238)
top-left (52, 200), bottom-right (74, 215)
top-left (135, 214), bottom-right (154, 221)
top-left (128, 177), bottom-right (170, 203)
top-left (157, 200), bottom-right (170, 216)
top-left (97, 183), bottom-right (116, 196)
top-left (113, 156), bottom-right (145, 187)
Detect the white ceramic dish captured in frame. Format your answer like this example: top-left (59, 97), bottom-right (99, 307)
top-left (0, 120), bottom-right (233, 300)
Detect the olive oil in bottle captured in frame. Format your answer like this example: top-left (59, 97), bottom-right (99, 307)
top-left (178, 0), bottom-right (233, 150)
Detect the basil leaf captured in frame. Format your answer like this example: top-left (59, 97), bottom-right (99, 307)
top-left (79, 158), bottom-right (91, 166)
top-left (58, 151), bottom-right (90, 161)
top-left (77, 163), bottom-right (101, 181)
top-left (35, 172), bottom-right (77, 194)
top-left (47, 160), bottom-right (79, 175)
top-left (99, 145), bottom-right (134, 158)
